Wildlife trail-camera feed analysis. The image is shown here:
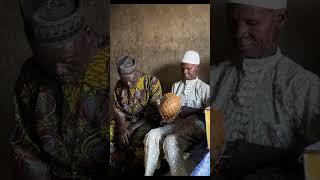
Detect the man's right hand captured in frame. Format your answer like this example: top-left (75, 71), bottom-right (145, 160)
top-left (119, 128), bottom-right (130, 146)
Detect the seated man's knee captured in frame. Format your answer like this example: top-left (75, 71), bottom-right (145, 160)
top-left (144, 128), bottom-right (163, 145)
top-left (163, 134), bottom-right (179, 152)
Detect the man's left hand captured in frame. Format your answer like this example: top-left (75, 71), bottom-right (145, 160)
top-left (179, 106), bottom-right (199, 119)
top-left (178, 106), bottom-right (189, 119)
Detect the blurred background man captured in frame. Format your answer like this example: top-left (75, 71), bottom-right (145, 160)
top-left (211, 0), bottom-right (320, 179)
top-left (11, 0), bottom-right (109, 179)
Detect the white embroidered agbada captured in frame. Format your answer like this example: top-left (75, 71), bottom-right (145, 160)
top-left (211, 48), bottom-right (320, 150)
top-left (172, 77), bottom-right (210, 109)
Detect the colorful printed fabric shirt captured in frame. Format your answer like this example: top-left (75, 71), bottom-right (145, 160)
top-left (11, 48), bottom-right (109, 178)
top-left (113, 71), bottom-right (162, 126)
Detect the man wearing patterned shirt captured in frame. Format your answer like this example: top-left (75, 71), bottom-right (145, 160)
top-left (11, 0), bottom-right (109, 179)
top-left (112, 56), bottom-right (162, 174)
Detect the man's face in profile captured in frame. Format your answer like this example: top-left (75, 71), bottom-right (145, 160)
top-left (227, 4), bottom-right (285, 58)
top-left (181, 63), bottom-right (199, 80)
top-left (120, 72), bottom-right (139, 89)
top-left (32, 28), bottom-right (96, 84)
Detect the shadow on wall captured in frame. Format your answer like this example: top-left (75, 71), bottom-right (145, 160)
top-left (154, 63), bottom-right (182, 93)
top-left (154, 58), bottom-right (210, 94)
top-left (199, 60), bottom-right (210, 84)
top-left (110, 4), bottom-right (210, 93)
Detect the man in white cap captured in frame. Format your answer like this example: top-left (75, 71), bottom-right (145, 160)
top-left (211, 0), bottom-right (320, 179)
top-left (144, 50), bottom-right (210, 176)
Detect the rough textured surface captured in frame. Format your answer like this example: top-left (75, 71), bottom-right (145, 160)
top-left (110, 4), bottom-right (210, 94)
top-left (0, 1), bottom-right (109, 179)
top-left (160, 93), bottom-right (181, 122)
